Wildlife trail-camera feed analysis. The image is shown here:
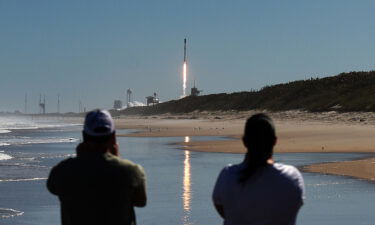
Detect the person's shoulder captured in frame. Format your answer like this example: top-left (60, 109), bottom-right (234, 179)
top-left (106, 153), bottom-right (145, 174)
top-left (220, 163), bottom-right (243, 176)
top-left (273, 163), bottom-right (303, 180)
top-left (274, 162), bottom-right (300, 173)
top-left (273, 163), bottom-right (305, 200)
top-left (106, 153), bottom-right (139, 167)
top-left (214, 163), bottom-right (243, 191)
top-left (52, 157), bottom-right (76, 170)
top-left (48, 157), bottom-right (77, 182)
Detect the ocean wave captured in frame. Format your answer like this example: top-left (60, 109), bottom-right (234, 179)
top-left (18, 157), bottom-right (37, 161)
top-left (0, 116), bottom-right (81, 131)
top-left (0, 137), bottom-right (79, 146)
top-left (0, 130), bottom-right (11, 134)
top-left (0, 208), bottom-right (24, 219)
top-left (6, 123), bottom-right (81, 130)
top-left (0, 177), bottom-right (47, 182)
top-left (0, 162), bottom-right (46, 168)
top-left (1, 126), bottom-right (38, 130)
top-left (308, 180), bottom-right (353, 187)
top-left (0, 118), bottom-right (40, 130)
top-left (40, 153), bottom-right (75, 159)
top-left (0, 152), bottom-right (12, 161)
top-left (35, 123), bottom-right (81, 129)
top-left (22, 137), bottom-right (79, 145)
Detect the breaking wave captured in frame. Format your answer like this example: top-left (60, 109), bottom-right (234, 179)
top-left (17, 137), bottom-right (79, 145)
top-left (0, 208), bottom-right (24, 218)
top-left (0, 177), bottom-right (47, 183)
top-left (0, 137), bottom-right (79, 146)
top-left (0, 152), bottom-right (12, 161)
top-left (0, 130), bottom-right (11, 134)
top-left (0, 116), bottom-right (81, 131)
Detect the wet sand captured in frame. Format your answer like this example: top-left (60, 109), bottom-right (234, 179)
top-left (115, 110), bottom-right (375, 182)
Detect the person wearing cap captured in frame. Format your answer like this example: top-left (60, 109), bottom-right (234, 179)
top-left (47, 110), bottom-right (146, 225)
top-left (212, 113), bottom-right (305, 225)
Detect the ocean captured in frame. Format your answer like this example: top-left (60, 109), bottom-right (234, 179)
top-left (0, 116), bottom-right (374, 225)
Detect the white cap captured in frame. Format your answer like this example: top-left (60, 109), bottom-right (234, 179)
top-left (83, 110), bottom-right (115, 136)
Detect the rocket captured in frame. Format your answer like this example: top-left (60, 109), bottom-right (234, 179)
top-left (182, 38), bottom-right (188, 97)
top-left (184, 38), bottom-right (187, 62)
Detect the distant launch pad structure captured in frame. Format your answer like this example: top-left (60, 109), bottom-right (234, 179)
top-left (113, 100), bottom-right (122, 110)
top-left (191, 80), bottom-right (202, 97)
top-left (146, 93), bottom-right (159, 106)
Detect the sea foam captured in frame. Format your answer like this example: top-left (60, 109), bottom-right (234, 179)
top-left (0, 130), bottom-right (11, 134)
top-left (0, 208), bottom-right (24, 218)
top-left (0, 116), bottom-right (80, 131)
top-left (0, 137), bottom-right (79, 146)
top-left (0, 177), bottom-right (47, 182)
top-left (0, 152), bottom-right (12, 161)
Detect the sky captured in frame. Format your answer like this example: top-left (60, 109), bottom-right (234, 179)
top-left (1, 0), bottom-right (375, 113)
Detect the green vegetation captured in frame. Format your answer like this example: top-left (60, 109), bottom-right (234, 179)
top-left (121, 71), bottom-right (375, 115)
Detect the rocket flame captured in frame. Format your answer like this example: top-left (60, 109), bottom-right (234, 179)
top-left (183, 62), bottom-right (187, 97)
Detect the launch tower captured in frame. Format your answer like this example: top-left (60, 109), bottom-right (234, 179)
top-left (126, 88), bottom-right (132, 107)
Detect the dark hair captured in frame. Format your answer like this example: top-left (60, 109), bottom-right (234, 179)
top-left (239, 113), bottom-right (276, 183)
top-left (82, 131), bottom-right (114, 144)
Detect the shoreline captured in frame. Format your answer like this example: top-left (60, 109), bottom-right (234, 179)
top-left (115, 111), bottom-right (375, 182)
top-left (301, 155), bottom-right (375, 182)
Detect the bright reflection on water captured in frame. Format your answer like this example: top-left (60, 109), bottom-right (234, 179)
top-left (182, 150), bottom-right (192, 225)
top-left (123, 136), bottom-right (375, 225)
top-left (182, 136), bottom-right (192, 224)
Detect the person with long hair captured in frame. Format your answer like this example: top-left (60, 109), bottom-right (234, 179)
top-left (212, 113), bottom-right (305, 225)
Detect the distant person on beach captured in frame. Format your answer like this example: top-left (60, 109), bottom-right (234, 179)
top-left (212, 113), bottom-right (304, 225)
top-left (47, 110), bottom-right (146, 225)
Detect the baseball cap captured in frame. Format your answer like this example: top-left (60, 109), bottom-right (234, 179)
top-left (83, 110), bottom-right (115, 136)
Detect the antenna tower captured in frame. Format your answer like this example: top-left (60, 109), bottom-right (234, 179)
top-left (57, 94), bottom-right (60, 114)
top-left (24, 93), bottom-right (27, 114)
top-left (39, 94), bottom-right (46, 114)
top-left (79, 101), bottom-right (82, 113)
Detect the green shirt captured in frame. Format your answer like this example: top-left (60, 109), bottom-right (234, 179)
top-left (47, 152), bottom-right (146, 225)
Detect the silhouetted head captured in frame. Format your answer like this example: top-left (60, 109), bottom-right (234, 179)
top-left (242, 113), bottom-right (276, 163)
top-left (81, 110), bottom-right (116, 152)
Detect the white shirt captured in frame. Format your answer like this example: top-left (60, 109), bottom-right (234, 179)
top-left (213, 162), bottom-right (305, 225)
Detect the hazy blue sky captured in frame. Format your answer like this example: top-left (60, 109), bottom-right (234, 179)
top-left (1, 1), bottom-right (375, 113)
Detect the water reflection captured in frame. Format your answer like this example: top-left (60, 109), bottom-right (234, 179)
top-left (183, 150), bottom-right (191, 211)
top-left (182, 136), bottom-right (192, 224)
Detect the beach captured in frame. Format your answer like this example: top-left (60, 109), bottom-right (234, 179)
top-left (2, 113), bottom-right (375, 224)
top-left (116, 110), bottom-right (375, 182)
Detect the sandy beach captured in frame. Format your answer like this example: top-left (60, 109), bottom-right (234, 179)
top-left (115, 110), bottom-right (375, 182)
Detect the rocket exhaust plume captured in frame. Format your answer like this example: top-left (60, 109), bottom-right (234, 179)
top-left (183, 62), bottom-right (187, 97)
top-left (182, 38), bottom-right (187, 98)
